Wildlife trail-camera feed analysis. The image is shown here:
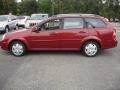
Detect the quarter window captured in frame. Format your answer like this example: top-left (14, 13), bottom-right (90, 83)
top-left (85, 18), bottom-right (106, 28)
top-left (63, 18), bottom-right (84, 29)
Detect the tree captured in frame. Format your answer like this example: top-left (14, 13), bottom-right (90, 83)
top-left (19, 0), bottom-right (38, 15)
top-left (0, 0), bottom-right (3, 14)
top-left (38, 0), bottom-right (52, 15)
top-left (1, 0), bottom-right (120, 19)
top-left (2, 0), bottom-right (17, 14)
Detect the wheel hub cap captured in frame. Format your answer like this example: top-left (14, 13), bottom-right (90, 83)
top-left (85, 43), bottom-right (97, 56)
top-left (12, 43), bottom-right (23, 56)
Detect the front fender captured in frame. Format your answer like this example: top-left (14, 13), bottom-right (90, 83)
top-left (8, 38), bottom-right (30, 50)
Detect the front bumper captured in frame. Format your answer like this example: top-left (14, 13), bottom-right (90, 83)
top-left (18, 24), bottom-right (25, 27)
top-left (0, 40), bottom-right (9, 51)
top-left (0, 27), bottom-right (5, 31)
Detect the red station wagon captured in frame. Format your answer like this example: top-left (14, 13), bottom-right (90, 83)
top-left (0, 14), bottom-right (118, 57)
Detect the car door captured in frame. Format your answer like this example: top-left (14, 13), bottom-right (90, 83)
top-left (11, 15), bottom-right (17, 29)
top-left (8, 15), bottom-right (17, 29)
top-left (28, 19), bottom-right (62, 50)
top-left (59, 17), bottom-right (89, 50)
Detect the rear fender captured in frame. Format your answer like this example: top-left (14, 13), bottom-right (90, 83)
top-left (80, 36), bottom-right (102, 49)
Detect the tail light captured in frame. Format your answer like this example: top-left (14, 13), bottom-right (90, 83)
top-left (113, 29), bottom-right (117, 39)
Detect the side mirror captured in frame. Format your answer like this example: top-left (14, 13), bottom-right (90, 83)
top-left (32, 26), bottom-right (40, 32)
top-left (8, 19), bottom-right (12, 22)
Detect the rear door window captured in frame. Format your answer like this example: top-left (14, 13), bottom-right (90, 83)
top-left (85, 18), bottom-right (106, 28)
top-left (63, 18), bottom-right (84, 29)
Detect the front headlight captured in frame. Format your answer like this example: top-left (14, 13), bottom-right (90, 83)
top-left (2, 34), bottom-right (6, 40)
top-left (0, 23), bottom-right (6, 28)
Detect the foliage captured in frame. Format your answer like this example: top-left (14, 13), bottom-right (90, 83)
top-left (1, 0), bottom-right (17, 14)
top-left (0, 0), bottom-right (120, 19)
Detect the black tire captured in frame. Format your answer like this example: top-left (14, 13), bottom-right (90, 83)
top-left (15, 25), bottom-right (19, 30)
top-left (10, 41), bottom-right (26, 56)
top-left (5, 26), bottom-right (9, 33)
top-left (82, 41), bottom-right (100, 57)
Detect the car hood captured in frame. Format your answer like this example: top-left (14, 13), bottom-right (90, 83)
top-left (18, 19), bottom-right (26, 24)
top-left (0, 21), bottom-right (7, 26)
top-left (7, 28), bottom-right (29, 37)
top-left (11, 29), bottom-right (27, 33)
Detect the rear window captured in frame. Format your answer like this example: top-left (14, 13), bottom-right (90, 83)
top-left (85, 18), bottom-right (106, 28)
top-left (63, 18), bottom-right (84, 29)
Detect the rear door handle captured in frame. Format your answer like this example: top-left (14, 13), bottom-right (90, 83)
top-left (79, 31), bottom-right (86, 33)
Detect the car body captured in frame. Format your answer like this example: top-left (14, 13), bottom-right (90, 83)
top-left (25, 14), bottom-right (48, 28)
top-left (17, 16), bottom-right (30, 28)
top-left (0, 14), bottom-right (118, 57)
top-left (0, 15), bottom-right (18, 33)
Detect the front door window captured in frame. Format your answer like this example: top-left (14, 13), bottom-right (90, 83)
top-left (41, 19), bottom-right (61, 30)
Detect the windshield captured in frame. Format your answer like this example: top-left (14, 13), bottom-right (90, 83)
top-left (0, 16), bottom-right (8, 21)
top-left (17, 16), bottom-right (25, 20)
top-left (30, 15), bottom-right (48, 20)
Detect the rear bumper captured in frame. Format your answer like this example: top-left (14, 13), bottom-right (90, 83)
top-left (0, 41), bottom-right (1, 46)
top-left (111, 40), bottom-right (118, 48)
top-left (102, 39), bottom-right (118, 49)
top-left (115, 40), bottom-right (118, 47)
top-left (111, 38), bottom-right (118, 47)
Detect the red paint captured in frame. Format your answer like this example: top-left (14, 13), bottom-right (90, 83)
top-left (0, 15), bottom-right (118, 52)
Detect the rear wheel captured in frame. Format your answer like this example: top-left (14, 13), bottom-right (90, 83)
top-left (10, 41), bottom-right (26, 56)
top-left (82, 41), bottom-right (100, 57)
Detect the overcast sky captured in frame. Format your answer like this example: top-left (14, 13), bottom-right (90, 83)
top-left (17, 0), bottom-right (21, 2)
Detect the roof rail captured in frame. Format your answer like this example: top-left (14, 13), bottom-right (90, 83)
top-left (57, 13), bottom-right (101, 17)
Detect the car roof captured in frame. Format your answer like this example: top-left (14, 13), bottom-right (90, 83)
top-left (52, 14), bottom-right (104, 18)
top-left (0, 15), bottom-right (9, 17)
top-left (18, 15), bottom-right (29, 17)
top-left (31, 14), bottom-right (48, 15)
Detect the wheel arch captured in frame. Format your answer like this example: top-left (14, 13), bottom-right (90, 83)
top-left (8, 39), bottom-right (28, 51)
top-left (5, 25), bottom-right (9, 29)
top-left (81, 39), bottom-right (102, 50)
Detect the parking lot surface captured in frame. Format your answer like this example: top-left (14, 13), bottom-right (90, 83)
top-left (0, 23), bottom-right (120, 90)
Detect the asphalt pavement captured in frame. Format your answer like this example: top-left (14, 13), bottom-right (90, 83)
top-left (0, 23), bottom-right (120, 90)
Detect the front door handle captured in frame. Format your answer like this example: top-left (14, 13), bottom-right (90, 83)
top-left (50, 32), bottom-right (57, 35)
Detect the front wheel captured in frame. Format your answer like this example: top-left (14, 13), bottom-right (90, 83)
top-left (15, 25), bottom-right (19, 30)
top-left (82, 41), bottom-right (100, 57)
top-left (10, 41), bottom-right (26, 56)
top-left (5, 26), bottom-right (9, 33)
